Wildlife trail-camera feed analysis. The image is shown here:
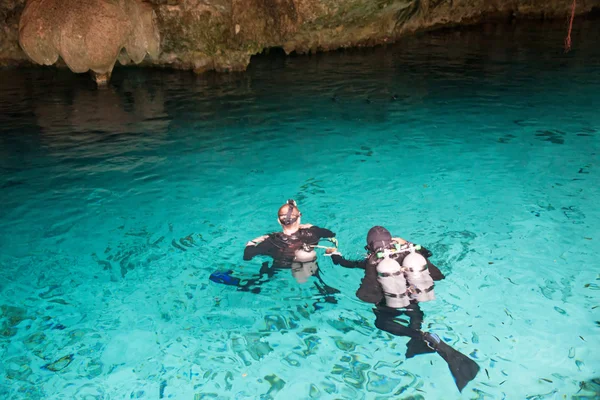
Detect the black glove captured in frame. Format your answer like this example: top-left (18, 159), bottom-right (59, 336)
top-left (331, 254), bottom-right (343, 265)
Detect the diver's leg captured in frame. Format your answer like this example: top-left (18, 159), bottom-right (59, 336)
top-left (210, 262), bottom-right (276, 294)
top-left (373, 306), bottom-right (479, 391)
top-left (313, 267), bottom-right (341, 295)
top-left (309, 265), bottom-right (340, 309)
top-left (373, 304), bottom-right (421, 339)
top-left (259, 261), bottom-right (275, 278)
top-left (237, 262), bottom-right (280, 294)
top-left (404, 302), bottom-right (424, 330)
top-left (236, 278), bottom-right (263, 294)
top-left (402, 303), bottom-right (436, 357)
top-left (373, 303), bottom-right (434, 356)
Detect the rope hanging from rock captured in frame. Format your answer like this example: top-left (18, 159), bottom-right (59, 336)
top-left (564, 0), bottom-right (576, 53)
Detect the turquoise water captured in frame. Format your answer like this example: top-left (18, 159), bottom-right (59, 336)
top-left (1, 19), bottom-right (600, 399)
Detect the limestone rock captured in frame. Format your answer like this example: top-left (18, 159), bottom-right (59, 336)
top-left (2, 0), bottom-right (599, 77)
top-left (0, 0), bottom-right (28, 65)
top-left (18, 0), bottom-right (160, 78)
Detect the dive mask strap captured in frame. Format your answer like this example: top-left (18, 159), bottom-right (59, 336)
top-left (286, 199), bottom-right (295, 222)
top-left (280, 199), bottom-right (299, 226)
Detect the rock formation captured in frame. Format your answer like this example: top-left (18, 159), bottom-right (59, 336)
top-left (152, 0), bottom-right (600, 74)
top-left (0, 0), bottom-right (598, 81)
top-left (0, 0), bottom-right (27, 66)
top-left (18, 0), bottom-right (159, 83)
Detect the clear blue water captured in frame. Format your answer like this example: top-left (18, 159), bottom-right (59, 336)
top-left (1, 19), bottom-right (600, 399)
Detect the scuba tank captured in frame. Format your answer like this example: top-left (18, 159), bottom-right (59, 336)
top-left (376, 257), bottom-right (410, 308)
top-left (402, 252), bottom-right (435, 302)
top-left (294, 249), bottom-right (317, 262)
top-left (291, 259), bottom-right (318, 284)
top-left (294, 243), bottom-right (317, 262)
top-left (292, 243), bottom-right (318, 284)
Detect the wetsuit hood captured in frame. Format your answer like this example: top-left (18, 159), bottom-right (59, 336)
top-left (366, 226), bottom-right (392, 252)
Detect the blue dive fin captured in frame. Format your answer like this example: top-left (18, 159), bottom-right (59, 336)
top-left (209, 270), bottom-right (240, 286)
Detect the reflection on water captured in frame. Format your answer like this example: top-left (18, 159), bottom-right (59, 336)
top-left (34, 83), bottom-right (168, 135)
top-left (0, 17), bottom-right (598, 143)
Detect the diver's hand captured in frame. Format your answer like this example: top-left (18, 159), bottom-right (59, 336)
top-left (330, 254), bottom-right (343, 265)
top-left (246, 234), bottom-right (269, 247)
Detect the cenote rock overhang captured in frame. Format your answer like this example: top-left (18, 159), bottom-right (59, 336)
top-left (1, 0), bottom-right (599, 84)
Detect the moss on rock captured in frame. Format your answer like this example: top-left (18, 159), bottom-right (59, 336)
top-left (2, 0), bottom-right (599, 76)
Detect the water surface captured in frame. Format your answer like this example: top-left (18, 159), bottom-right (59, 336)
top-left (1, 18), bottom-right (599, 399)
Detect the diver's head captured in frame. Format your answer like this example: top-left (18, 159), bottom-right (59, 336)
top-left (366, 226), bottom-right (392, 253)
top-left (278, 199), bottom-right (301, 233)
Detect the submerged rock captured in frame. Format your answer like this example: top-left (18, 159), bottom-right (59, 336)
top-left (0, 304), bottom-right (28, 337)
top-left (41, 353), bottom-right (74, 372)
top-left (5, 356), bottom-right (33, 381)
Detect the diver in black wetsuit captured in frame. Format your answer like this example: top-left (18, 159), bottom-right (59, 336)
top-left (210, 199), bottom-right (340, 303)
top-left (331, 226), bottom-right (480, 392)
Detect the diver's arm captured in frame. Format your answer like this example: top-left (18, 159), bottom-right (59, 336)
top-left (243, 235), bottom-right (272, 261)
top-left (427, 261), bottom-right (445, 281)
top-left (416, 246), bottom-right (433, 259)
top-left (304, 225), bottom-right (335, 239)
top-left (355, 267), bottom-right (384, 304)
top-left (331, 254), bottom-right (367, 269)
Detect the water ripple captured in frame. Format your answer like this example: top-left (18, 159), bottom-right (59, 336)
top-left (1, 18), bottom-right (600, 400)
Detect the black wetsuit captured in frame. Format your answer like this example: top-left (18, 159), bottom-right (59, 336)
top-left (334, 243), bottom-right (481, 389)
top-left (240, 226), bottom-right (340, 303)
top-left (243, 226), bottom-right (336, 265)
top-left (332, 245), bottom-right (445, 351)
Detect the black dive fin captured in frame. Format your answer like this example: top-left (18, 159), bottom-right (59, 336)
top-left (424, 332), bottom-right (480, 392)
top-left (405, 338), bottom-right (436, 359)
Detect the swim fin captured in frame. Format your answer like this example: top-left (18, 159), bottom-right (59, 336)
top-left (423, 332), bottom-right (480, 392)
top-left (209, 270), bottom-right (240, 286)
top-left (405, 337), bottom-right (436, 359)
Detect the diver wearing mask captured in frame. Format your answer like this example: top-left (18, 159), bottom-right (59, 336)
top-left (331, 226), bottom-right (480, 392)
top-left (330, 226), bottom-right (445, 283)
top-left (210, 199), bottom-right (339, 302)
top-left (243, 199), bottom-right (338, 267)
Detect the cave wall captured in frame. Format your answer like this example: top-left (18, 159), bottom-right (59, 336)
top-left (1, 0), bottom-right (599, 74)
top-left (0, 0), bottom-right (26, 65)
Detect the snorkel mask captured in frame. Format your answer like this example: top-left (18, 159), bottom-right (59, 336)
top-left (279, 199), bottom-right (300, 226)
